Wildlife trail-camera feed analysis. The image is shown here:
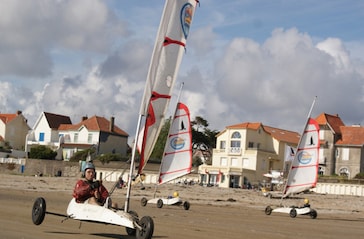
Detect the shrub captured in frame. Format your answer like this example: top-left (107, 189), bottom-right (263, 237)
top-left (29, 145), bottom-right (57, 160)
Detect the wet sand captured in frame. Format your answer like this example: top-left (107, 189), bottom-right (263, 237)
top-left (1, 174), bottom-right (364, 239)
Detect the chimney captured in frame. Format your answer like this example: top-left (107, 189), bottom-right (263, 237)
top-left (110, 116), bottom-right (115, 132)
top-left (17, 110), bottom-right (22, 115)
top-left (82, 116), bottom-right (88, 121)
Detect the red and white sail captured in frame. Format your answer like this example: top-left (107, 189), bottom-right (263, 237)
top-left (137, 0), bottom-right (198, 174)
top-left (159, 102), bottom-right (192, 184)
top-left (283, 118), bottom-right (320, 197)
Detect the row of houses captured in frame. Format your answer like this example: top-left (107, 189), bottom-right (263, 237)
top-left (0, 111), bottom-right (129, 160)
top-left (198, 113), bottom-right (364, 188)
top-left (1, 111), bottom-right (364, 188)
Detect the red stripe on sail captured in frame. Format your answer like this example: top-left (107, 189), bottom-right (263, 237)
top-left (138, 91), bottom-right (171, 175)
top-left (163, 37), bottom-right (185, 48)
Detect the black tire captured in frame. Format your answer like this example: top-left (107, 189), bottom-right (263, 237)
top-left (309, 209), bottom-right (317, 219)
top-left (183, 201), bottom-right (190, 210)
top-left (157, 199), bottom-right (163, 208)
top-left (32, 197), bottom-right (46, 225)
top-left (141, 197), bottom-right (148, 207)
top-left (125, 210), bottom-right (138, 236)
top-left (289, 208), bottom-right (297, 218)
top-left (136, 216), bottom-right (154, 239)
top-left (265, 206), bottom-right (272, 215)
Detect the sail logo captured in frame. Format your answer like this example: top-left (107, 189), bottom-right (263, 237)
top-left (170, 136), bottom-right (185, 150)
top-left (180, 3), bottom-right (193, 39)
top-left (297, 150), bottom-right (312, 164)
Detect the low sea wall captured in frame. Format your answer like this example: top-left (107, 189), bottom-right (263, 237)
top-left (313, 183), bottom-right (364, 196)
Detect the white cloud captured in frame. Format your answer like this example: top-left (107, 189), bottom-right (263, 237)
top-left (0, 1), bottom-right (363, 143)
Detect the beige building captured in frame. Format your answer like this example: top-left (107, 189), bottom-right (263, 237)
top-left (198, 122), bottom-right (300, 188)
top-left (0, 111), bottom-right (31, 150)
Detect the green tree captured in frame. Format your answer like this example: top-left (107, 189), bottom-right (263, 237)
top-left (29, 145), bottom-right (57, 160)
top-left (150, 117), bottom-right (171, 162)
top-left (191, 116), bottom-right (219, 165)
top-left (145, 116), bottom-right (218, 166)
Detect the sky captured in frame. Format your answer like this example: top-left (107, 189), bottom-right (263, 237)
top-left (0, 0), bottom-right (363, 143)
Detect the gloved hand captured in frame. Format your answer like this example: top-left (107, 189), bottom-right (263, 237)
top-left (90, 180), bottom-right (100, 189)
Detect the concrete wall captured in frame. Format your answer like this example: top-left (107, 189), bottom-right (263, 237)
top-left (313, 183), bottom-right (364, 196)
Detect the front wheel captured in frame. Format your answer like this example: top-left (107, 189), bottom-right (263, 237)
top-left (157, 199), bottom-right (163, 208)
top-left (141, 197), bottom-right (148, 207)
top-left (183, 201), bottom-right (190, 210)
top-left (32, 197), bottom-right (46, 225)
top-left (136, 216), bottom-right (154, 239)
top-left (289, 208), bottom-right (297, 218)
top-left (309, 209), bottom-right (317, 219)
top-left (265, 206), bottom-right (272, 215)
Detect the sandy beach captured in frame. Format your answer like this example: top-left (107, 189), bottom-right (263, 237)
top-left (1, 174), bottom-right (364, 239)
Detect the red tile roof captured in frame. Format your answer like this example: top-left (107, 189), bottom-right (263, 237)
top-left (224, 122), bottom-right (300, 144)
top-left (59, 115), bottom-right (128, 137)
top-left (263, 125), bottom-right (300, 144)
top-left (0, 114), bottom-right (18, 124)
top-left (315, 113), bottom-right (345, 134)
top-left (227, 122), bottom-right (262, 130)
top-left (336, 126), bottom-right (364, 146)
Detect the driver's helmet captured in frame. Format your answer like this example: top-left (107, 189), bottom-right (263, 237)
top-left (83, 162), bottom-right (95, 173)
top-left (173, 191), bottom-right (179, 198)
top-left (304, 198), bottom-right (309, 204)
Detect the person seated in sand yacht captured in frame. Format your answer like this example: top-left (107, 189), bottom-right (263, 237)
top-left (73, 162), bottom-right (117, 208)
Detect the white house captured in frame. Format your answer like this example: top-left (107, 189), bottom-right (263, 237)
top-left (26, 112), bottom-right (129, 161)
top-left (58, 115), bottom-right (129, 160)
top-left (26, 112), bottom-right (72, 156)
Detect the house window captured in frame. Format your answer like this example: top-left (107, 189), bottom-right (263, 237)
top-left (243, 158), bottom-right (249, 167)
top-left (74, 133), bottom-right (79, 143)
top-left (231, 132), bottom-right (241, 139)
top-left (231, 158), bottom-right (238, 167)
top-left (319, 130), bottom-right (324, 140)
top-left (221, 157), bottom-right (227, 166)
top-left (231, 141), bottom-right (241, 147)
top-left (339, 167), bottom-right (349, 177)
top-left (256, 143), bottom-right (260, 149)
top-left (342, 148), bottom-right (349, 161)
top-left (248, 142), bottom-right (254, 148)
top-left (39, 132), bottom-right (44, 142)
top-left (87, 133), bottom-right (93, 143)
top-left (220, 141), bottom-right (226, 149)
top-left (230, 131), bottom-right (241, 148)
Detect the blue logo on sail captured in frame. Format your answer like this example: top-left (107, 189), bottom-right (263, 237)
top-left (180, 3), bottom-right (193, 39)
top-left (297, 151), bottom-right (312, 164)
top-left (170, 137), bottom-right (185, 150)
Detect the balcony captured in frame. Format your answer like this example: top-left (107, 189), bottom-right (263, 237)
top-left (229, 147), bottom-right (241, 155)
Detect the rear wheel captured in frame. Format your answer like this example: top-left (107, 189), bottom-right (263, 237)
top-left (141, 197), bottom-right (148, 207)
top-left (183, 201), bottom-right (190, 210)
top-left (265, 206), bottom-right (272, 215)
top-left (32, 197), bottom-right (46, 225)
top-left (157, 199), bottom-right (163, 208)
top-left (136, 216), bottom-right (154, 239)
top-left (309, 209), bottom-right (317, 219)
top-left (289, 208), bottom-right (297, 218)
